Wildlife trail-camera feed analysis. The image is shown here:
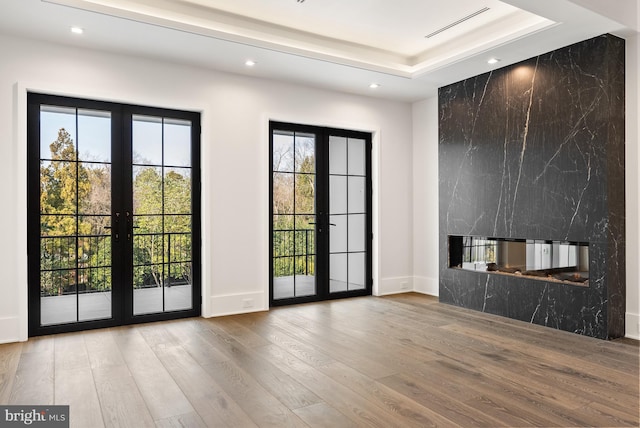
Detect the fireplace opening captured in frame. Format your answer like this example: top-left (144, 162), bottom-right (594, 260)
top-left (449, 236), bottom-right (589, 286)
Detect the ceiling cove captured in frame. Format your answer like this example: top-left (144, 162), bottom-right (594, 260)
top-left (44, 0), bottom-right (555, 78)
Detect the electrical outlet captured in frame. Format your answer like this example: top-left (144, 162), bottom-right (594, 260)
top-left (242, 298), bottom-right (254, 308)
top-left (401, 281), bottom-right (409, 290)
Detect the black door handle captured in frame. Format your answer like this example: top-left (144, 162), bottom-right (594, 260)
top-left (126, 211), bottom-right (134, 240)
top-left (109, 212), bottom-right (121, 241)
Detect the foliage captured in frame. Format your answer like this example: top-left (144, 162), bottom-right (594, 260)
top-left (39, 128), bottom-right (192, 296)
top-left (40, 128), bottom-right (91, 295)
top-left (272, 135), bottom-right (316, 277)
top-left (132, 167), bottom-right (192, 289)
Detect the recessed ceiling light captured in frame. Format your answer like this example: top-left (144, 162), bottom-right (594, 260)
top-left (70, 26), bottom-right (84, 35)
top-left (245, 60), bottom-right (256, 67)
top-left (369, 83), bottom-right (380, 89)
top-left (488, 58), bottom-right (501, 65)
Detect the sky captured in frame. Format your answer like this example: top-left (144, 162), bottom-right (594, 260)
top-left (40, 106), bottom-right (192, 168)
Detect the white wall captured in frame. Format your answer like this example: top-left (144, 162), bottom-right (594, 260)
top-left (412, 97), bottom-right (439, 295)
top-left (625, 32), bottom-right (640, 340)
top-left (0, 34), bottom-right (414, 343)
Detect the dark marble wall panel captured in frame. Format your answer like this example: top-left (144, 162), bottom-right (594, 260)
top-left (438, 34), bottom-right (625, 339)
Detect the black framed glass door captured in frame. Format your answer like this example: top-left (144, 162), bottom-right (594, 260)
top-left (270, 122), bottom-right (372, 305)
top-left (27, 93), bottom-right (201, 336)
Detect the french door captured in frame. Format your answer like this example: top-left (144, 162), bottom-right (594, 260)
top-left (27, 93), bottom-right (201, 336)
top-left (270, 122), bottom-right (372, 306)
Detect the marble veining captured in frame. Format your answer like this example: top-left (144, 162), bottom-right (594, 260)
top-left (510, 56), bottom-right (538, 236)
top-left (438, 34), bottom-right (625, 339)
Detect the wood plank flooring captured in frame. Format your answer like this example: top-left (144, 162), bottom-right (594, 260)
top-left (1, 293), bottom-right (638, 427)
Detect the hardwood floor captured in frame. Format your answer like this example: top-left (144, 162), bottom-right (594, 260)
top-left (1, 293), bottom-right (638, 427)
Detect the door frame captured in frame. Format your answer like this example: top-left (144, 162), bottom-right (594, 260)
top-left (269, 121), bottom-right (373, 307)
top-left (27, 93), bottom-right (202, 336)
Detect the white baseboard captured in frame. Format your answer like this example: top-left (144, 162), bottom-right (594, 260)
top-left (375, 276), bottom-right (413, 296)
top-left (206, 292), bottom-right (267, 318)
top-left (413, 276), bottom-right (439, 296)
top-left (626, 312), bottom-right (640, 340)
top-left (0, 316), bottom-right (23, 344)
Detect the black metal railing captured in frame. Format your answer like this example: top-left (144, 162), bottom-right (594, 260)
top-left (132, 232), bottom-right (192, 289)
top-left (273, 229), bottom-right (315, 277)
top-left (39, 231), bottom-right (192, 296)
top-left (40, 233), bottom-right (112, 296)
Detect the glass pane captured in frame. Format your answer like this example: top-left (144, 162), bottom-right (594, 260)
top-left (329, 136), bottom-right (347, 175)
top-left (295, 215), bottom-right (316, 231)
top-left (132, 115), bottom-right (162, 165)
top-left (165, 215), bottom-right (192, 233)
top-left (294, 228), bottom-right (314, 257)
top-left (273, 215), bottom-right (295, 263)
top-left (78, 109), bottom-right (111, 162)
top-left (329, 215), bottom-right (347, 253)
top-left (295, 133), bottom-right (315, 173)
top-left (330, 175), bottom-right (347, 214)
top-left (164, 168), bottom-right (192, 215)
top-left (295, 255), bottom-right (315, 297)
top-left (79, 258), bottom-right (112, 322)
top-left (165, 234), bottom-right (192, 310)
top-left (273, 214), bottom-right (294, 233)
top-left (348, 214), bottom-right (366, 252)
top-left (273, 173), bottom-right (294, 214)
top-left (133, 233), bottom-right (163, 266)
top-left (295, 173), bottom-right (315, 215)
top-left (79, 215), bottom-right (110, 236)
top-left (274, 256), bottom-right (294, 279)
top-left (40, 270), bottom-right (77, 326)
top-left (40, 106), bottom-right (76, 160)
top-left (348, 176), bottom-right (366, 213)
top-left (273, 275), bottom-right (295, 300)
top-left (40, 235), bottom-right (76, 270)
top-left (348, 253), bottom-right (366, 290)
top-left (348, 138), bottom-right (366, 176)
top-left (79, 164), bottom-right (112, 216)
top-left (41, 161), bottom-right (77, 214)
top-left (133, 166), bottom-right (162, 215)
top-left (41, 215), bottom-right (76, 237)
top-left (166, 233), bottom-right (192, 263)
top-left (133, 265), bottom-right (163, 315)
top-left (166, 262), bottom-right (192, 311)
top-left (273, 131), bottom-right (294, 172)
top-left (164, 118), bottom-right (191, 167)
top-left (330, 254), bottom-right (348, 293)
top-left (134, 215), bottom-right (163, 234)
top-left (79, 290), bottom-right (111, 321)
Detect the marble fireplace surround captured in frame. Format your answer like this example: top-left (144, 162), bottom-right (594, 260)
top-left (438, 34), bottom-right (625, 339)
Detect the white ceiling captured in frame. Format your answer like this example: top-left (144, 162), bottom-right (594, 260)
top-left (0, 0), bottom-right (635, 101)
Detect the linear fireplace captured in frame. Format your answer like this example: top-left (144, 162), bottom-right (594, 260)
top-left (448, 236), bottom-right (589, 286)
